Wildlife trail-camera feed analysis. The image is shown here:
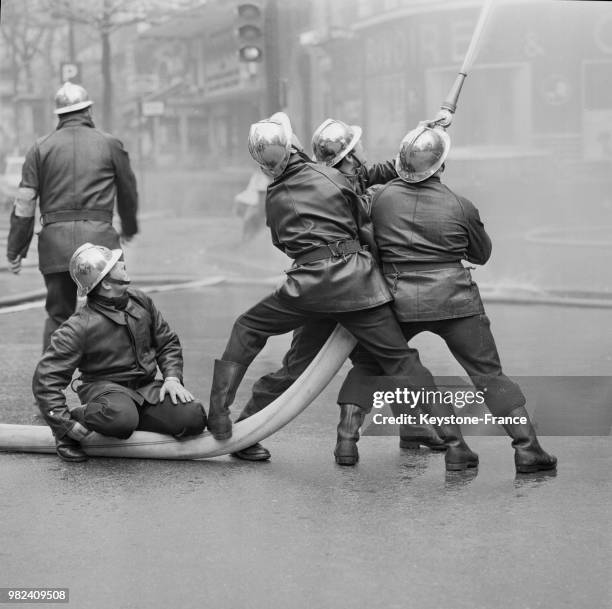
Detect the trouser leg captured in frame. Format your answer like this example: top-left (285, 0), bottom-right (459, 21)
top-left (435, 314), bottom-right (525, 416)
top-left (346, 330), bottom-right (451, 453)
top-left (336, 346), bottom-right (442, 450)
top-left (42, 271), bottom-right (77, 352)
top-left (434, 314), bottom-right (555, 472)
top-left (336, 344), bottom-right (384, 410)
top-left (232, 319), bottom-right (335, 461)
top-left (331, 304), bottom-right (438, 465)
top-left (239, 319), bottom-right (336, 418)
top-left (221, 293), bottom-right (310, 366)
top-left (74, 391), bottom-right (140, 439)
top-left (335, 304), bottom-right (436, 388)
top-left (390, 320), bottom-right (477, 467)
top-left (138, 396), bottom-right (207, 438)
top-left (209, 293), bottom-right (309, 439)
top-left (75, 393), bottom-right (208, 440)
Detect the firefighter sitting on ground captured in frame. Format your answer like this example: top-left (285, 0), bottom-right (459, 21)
top-left (32, 243), bottom-right (206, 462)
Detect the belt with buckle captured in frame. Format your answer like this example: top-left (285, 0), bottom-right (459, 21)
top-left (41, 209), bottom-right (113, 226)
top-left (295, 239), bottom-right (362, 265)
top-left (382, 260), bottom-right (463, 273)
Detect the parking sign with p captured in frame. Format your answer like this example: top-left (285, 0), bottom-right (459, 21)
top-left (60, 62), bottom-right (81, 84)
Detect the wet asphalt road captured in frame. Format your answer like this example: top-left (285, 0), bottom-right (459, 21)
top-left (1, 286), bottom-right (611, 608)
top-left (1, 437), bottom-right (609, 609)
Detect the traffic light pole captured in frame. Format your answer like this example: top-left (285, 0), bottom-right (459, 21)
top-left (264, 0), bottom-right (281, 114)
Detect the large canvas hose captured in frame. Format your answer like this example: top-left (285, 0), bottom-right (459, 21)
top-left (0, 326), bottom-right (356, 460)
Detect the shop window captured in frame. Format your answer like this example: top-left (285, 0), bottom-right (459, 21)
top-left (582, 60), bottom-right (612, 160)
top-left (364, 72), bottom-right (412, 157)
top-left (425, 63), bottom-right (531, 150)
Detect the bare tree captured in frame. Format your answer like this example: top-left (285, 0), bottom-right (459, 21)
top-left (0, 0), bottom-right (58, 149)
top-left (0, 0), bottom-right (56, 95)
top-left (45, 0), bottom-right (203, 131)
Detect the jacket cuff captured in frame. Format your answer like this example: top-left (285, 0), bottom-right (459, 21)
top-left (121, 218), bottom-right (138, 238)
top-left (7, 210), bottom-right (34, 260)
top-left (162, 369), bottom-right (183, 384)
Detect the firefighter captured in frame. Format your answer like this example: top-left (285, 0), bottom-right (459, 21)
top-left (231, 118), bottom-right (445, 462)
top-left (6, 82), bottom-right (138, 352)
top-left (33, 244), bottom-right (206, 462)
top-left (207, 112), bottom-right (439, 469)
top-left (338, 123), bottom-right (557, 474)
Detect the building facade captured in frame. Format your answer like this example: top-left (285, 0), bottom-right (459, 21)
top-left (125, 0), bottom-right (312, 168)
top-left (306, 0), bottom-right (612, 167)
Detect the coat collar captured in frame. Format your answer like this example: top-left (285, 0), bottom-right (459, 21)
top-left (87, 291), bottom-right (142, 324)
top-left (57, 112), bottom-right (95, 130)
top-left (274, 151), bottom-right (313, 182)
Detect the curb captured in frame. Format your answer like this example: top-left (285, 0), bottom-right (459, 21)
top-left (0, 275), bottom-right (286, 313)
top-left (2, 276), bottom-right (612, 311)
top-left (0, 289), bottom-right (46, 307)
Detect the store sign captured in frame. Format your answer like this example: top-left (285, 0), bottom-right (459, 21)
top-left (129, 74), bottom-right (159, 96)
top-left (141, 101), bottom-right (165, 117)
top-left (363, 13), bottom-right (479, 75)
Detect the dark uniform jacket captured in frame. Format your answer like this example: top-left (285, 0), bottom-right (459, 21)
top-left (265, 153), bottom-right (391, 312)
top-left (371, 175), bottom-right (492, 321)
top-left (338, 160), bottom-right (397, 201)
top-left (32, 288), bottom-right (183, 439)
top-left (19, 113), bottom-right (138, 274)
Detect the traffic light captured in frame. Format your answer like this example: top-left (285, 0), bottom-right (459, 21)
top-left (236, 2), bottom-right (264, 62)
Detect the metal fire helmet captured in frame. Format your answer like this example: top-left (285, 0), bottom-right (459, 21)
top-left (54, 82), bottom-right (93, 115)
top-left (311, 118), bottom-right (362, 167)
top-left (395, 125), bottom-right (451, 183)
top-left (69, 243), bottom-right (123, 297)
top-left (248, 112), bottom-right (294, 178)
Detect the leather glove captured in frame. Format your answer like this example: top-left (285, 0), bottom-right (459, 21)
top-left (422, 109), bottom-right (453, 128)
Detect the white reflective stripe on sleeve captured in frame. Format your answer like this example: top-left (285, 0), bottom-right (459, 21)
top-left (14, 187), bottom-right (37, 217)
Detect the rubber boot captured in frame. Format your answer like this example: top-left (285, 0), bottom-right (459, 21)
top-left (231, 399), bottom-right (271, 461)
top-left (430, 403), bottom-right (478, 471)
top-left (334, 403), bottom-right (366, 466)
top-left (55, 436), bottom-right (88, 462)
top-left (207, 359), bottom-right (247, 440)
top-left (388, 402), bottom-right (447, 451)
top-left (501, 406), bottom-right (557, 474)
